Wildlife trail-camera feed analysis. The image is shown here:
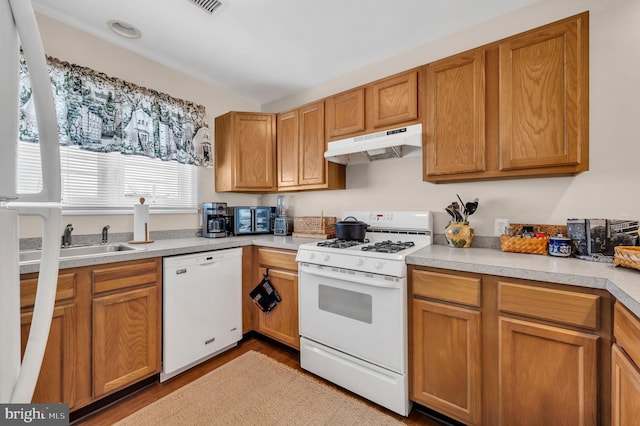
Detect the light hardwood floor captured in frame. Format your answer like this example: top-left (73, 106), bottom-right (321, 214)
top-left (71, 335), bottom-right (455, 425)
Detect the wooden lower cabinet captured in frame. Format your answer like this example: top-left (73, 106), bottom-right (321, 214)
top-left (499, 317), bottom-right (598, 425)
top-left (92, 286), bottom-right (160, 397)
top-left (252, 247), bottom-right (299, 349)
top-left (20, 272), bottom-right (77, 408)
top-left (257, 267), bottom-right (299, 349)
top-left (611, 301), bottom-right (640, 426)
top-left (611, 344), bottom-right (640, 425)
top-left (19, 258), bottom-right (161, 411)
top-left (409, 267), bottom-right (611, 425)
top-left (21, 304), bottom-right (76, 408)
top-left (411, 298), bottom-right (481, 424)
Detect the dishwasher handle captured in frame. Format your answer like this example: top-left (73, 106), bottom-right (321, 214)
top-left (197, 254), bottom-right (227, 265)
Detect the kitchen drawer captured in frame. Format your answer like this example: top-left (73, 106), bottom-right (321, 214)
top-left (92, 260), bottom-right (159, 294)
top-left (614, 301), bottom-right (640, 367)
top-left (21, 272), bottom-right (76, 309)
top-left (257, 247), bottom-right (297, 272)
top-left (498, 281), bottom-right (599, 329)
top-left (412, 269), bottom-right (481, 307)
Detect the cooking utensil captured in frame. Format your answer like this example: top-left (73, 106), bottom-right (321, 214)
top-left (334, 216), bottom-right (369, 241)
top-left (464, 198), bottom-right (479, 220)
top-left (445, 207), bottom-right (456, 221)
top-left (451, 202), bottom-right (464, 222)
top-left (456, 194), bottom-right (467, 214)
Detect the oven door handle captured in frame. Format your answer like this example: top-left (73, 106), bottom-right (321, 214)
top-left (298, 264), bottom-right (401, 289)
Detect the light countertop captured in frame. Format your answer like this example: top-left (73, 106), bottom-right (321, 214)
top-left (19, 236), bottom-right (640, 318)
top-left (18, 235), bottom-right (320, 275)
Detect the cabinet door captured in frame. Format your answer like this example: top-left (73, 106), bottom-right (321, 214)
top-left (499, 16), bottom-right (587, 171)
top-left (233, 113), bottom-right (276, 190)
top-left (92, 286), bottom-right (159, 397)
top-left (277, 110), bottom-right (299, 188)
top-left (298, 102), bottom-right (325, 186)
top-left (325, 88), bottom-right (365, 138)
top-left (21, 304), bottom-right (76, 408)
top-left (611, 344), bottom-right (640, 426)
top-left (499, 317), bottom-right (598, 425)
top-left (371, 71), bottom-right (418, 128)
top-left (411, 298), bottom-right (481, 425)
top-left (257, 267), bottom-right (299, 349)
top-left (425, 51), bottom-right (486, 176)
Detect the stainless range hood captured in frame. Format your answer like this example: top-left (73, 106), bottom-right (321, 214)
top-left (324, 123), bottom-right (422, 165)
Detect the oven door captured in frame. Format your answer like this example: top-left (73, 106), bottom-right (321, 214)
top-left (298, 262), bottom-right (407, 373)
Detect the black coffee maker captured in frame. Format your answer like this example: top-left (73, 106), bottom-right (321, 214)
top-left (202, 202), bottom-right (227, 238)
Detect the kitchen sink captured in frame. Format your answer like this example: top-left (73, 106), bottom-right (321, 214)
top-left (19, 244), bottom-right (142, 263)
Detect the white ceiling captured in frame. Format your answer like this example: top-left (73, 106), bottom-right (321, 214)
top-left (32, 0), bottom-right (538, 105)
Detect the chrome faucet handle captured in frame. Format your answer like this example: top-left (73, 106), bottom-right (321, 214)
top-left (62, 223), bottom-right (73, 247)
top-left (101, 225), bottom-right (110, 244)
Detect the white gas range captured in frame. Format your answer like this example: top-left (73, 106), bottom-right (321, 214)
top-left (296, 210), bottom-right (433, 417)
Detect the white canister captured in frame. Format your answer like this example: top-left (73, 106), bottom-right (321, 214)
top-left (549, 233), bottom-right (572, 257)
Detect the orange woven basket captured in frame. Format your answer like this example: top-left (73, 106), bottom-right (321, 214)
top-left (500, 235), bottom-right (549, 255)
top-left (614, 246), bottom-right (640, 271)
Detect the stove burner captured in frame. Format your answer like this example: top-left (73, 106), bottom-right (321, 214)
top-left (361, 240), bottom-right (415, 253)
top-left (317, 239), bottom-right (369, 249)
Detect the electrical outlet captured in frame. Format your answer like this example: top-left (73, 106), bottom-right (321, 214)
top-left (495, 218), bottom-right (510, 236)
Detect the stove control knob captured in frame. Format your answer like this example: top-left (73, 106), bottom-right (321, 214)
top-left (356, 258), bottom-right (365, 267)
top-left (323, 254), bottom-right (330, 262)
top-left (374, 260), bottom-right (384, 270)
top-left (308, 252), bottom-right (316, 260)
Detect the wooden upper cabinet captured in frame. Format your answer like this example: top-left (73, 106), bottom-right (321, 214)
top-left (298, 102), bottom-right (326, 186)
top-left (422, 12), bottom-right (588, 183)
top-left (215, 112), bottom-right (276, 192)
top-left (371, 71), bottom-right (419, 128)
top-left (277, 109), bottom-right (299, 188)
top-left (325, 69), bottom-right (422, 141)
top-left (278, 102), bottom-right (344, 192)
top-left (325, 88), bottom-right (365, 139)
top-left (499, 14), bottom-right (588, 171)
top-left (424, 50), bottom-right (486, 176)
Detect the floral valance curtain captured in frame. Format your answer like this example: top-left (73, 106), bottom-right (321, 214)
top-left (18, 55), bottom-right (211, 167)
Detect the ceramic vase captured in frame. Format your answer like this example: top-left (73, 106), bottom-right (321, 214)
top-left (444, 221), bottom-right (474, 248)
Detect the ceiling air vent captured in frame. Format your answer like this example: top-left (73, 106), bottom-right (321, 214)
top-left (188, 0), bottom-right (223, 14)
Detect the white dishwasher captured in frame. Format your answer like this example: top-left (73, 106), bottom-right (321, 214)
top-left (161, 247), bottom-right (242, 382)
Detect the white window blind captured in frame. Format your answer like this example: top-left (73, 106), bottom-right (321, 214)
top-left (17, 141), bottom-right (199, 212)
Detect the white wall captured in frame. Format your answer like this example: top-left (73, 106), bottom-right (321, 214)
top-left (20, 14), bottom-right (262, 238)
top-left (261, 0), bottom-right (640, 237)
top-left (23, 0), bottom-right (640, 238)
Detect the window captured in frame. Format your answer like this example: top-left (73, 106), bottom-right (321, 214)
top-left (18, 141), bottom-right (199, 213)
top-left (17, 54), bottom-right (207, 213)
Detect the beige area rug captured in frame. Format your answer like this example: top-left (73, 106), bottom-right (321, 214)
top-left (114, 350), bottom-right (404, 426)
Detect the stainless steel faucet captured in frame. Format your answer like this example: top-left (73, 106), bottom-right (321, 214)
top-left (101, 225), bottom-right (110, 244)
top-left (61, 224), bottom-right (73, 247)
